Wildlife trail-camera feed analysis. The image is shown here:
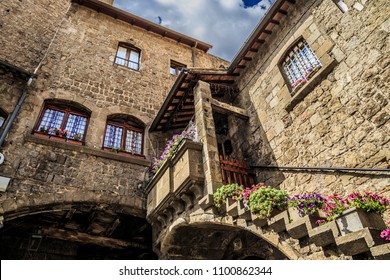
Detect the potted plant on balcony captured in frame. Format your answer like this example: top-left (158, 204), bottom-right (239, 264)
top-left (34, 126), bottom-right (51, 138)
top-left (49, 128), bottom-right (68, 142)
top-left (287, 192), bottom-right (326, 220)
top-left (380, 222), bottom-right (390, 241)
top-left (213, 183), bottom-right (244, 209)
top-left (67, 133), bottom-right (83, 145)
top-left (335, 191), bottom-right (389, 236)
top-left (286, 192), bottom-right (327, 239)
top-left (248, 186), bottom-right (288, 219)
top-left (149, 127), bottom-right (197, 176)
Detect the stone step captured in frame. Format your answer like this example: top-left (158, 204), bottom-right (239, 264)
top-left (204, 195), bottom-right (389, 258)
top-left (286, 215), bottom-right (319, 239)
top-left (335, 228), bottom-right (385, 256)
top-left (370, 243), bottom-right (390, 260)
top-left (268, 210), bottom-right (289, 233)
top-left (308, 220), bottom-right (340, 247)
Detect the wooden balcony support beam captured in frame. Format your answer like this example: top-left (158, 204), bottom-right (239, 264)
top-left (210, 98), bottom-right (249, 120)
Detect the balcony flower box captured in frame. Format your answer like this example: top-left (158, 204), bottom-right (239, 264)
top-left (67, 139), bottom-right (83, 145)
top-left (33, 132), bottom-right (51, 139)
top-left (336, 207), bottom-right (387, 236)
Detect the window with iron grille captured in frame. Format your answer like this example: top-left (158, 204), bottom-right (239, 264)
top-left (170, 60), bottom-right (186, 75)
top-left (34, 103), bottom-right (89, 142)
top-left (281, 39), bottom-right (322, 95)
top-left (103, 117), bottom-right (144, 156)
top-left (114, 43), bottom-right (141, 70)
top-left (0, 108), bottom-right (7, 129)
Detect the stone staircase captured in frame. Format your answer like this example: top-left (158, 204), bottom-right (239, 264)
top-left (199, 194), bottom-right (390, 259)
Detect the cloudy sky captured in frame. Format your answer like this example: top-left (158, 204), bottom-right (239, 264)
top-left (113, 0), bottom-right (275, 61)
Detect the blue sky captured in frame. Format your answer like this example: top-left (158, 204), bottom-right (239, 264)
top-left (113, 0), bottom-right (275, 61)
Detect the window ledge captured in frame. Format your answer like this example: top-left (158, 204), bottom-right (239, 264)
top-left (113, 64), bottom-right (141, 74)
top-left (25, 134), bottom-right (150, 167)
top-left (285, 58), bottom-right (338, 112)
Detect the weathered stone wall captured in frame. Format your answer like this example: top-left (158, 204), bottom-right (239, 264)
top-left (0, 0), bottom-right (71, 72)
top-left (0, 136), bottom-right (148, 218)
top-left (0, 0), bottom-right (226, 219)
top-left (235, 0), bottom-right (389, 206)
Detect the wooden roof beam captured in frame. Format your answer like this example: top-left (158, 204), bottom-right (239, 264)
top-left (41, 227), bottom-right (149, 250)
top-left (210, 98), bottom-right (249, 119)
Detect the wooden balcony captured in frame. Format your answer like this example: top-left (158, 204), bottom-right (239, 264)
top-left (145, 140), bottom-right (204, 221)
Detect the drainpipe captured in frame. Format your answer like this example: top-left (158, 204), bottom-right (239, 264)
top-left (0, 1), bottom-right (71, 158)
top-left (192, 42), bottom-right (198, 67)
top-left (0, 76), bottom-right (33, 149)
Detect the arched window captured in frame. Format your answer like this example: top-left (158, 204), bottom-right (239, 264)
top-left (280, 38), bottom-right (322, 95)
top-left (34, 101), bottom-right (90, 143)
top-left (0, 108), bottom-right (8, 129)
top-left (103, 115), bottom-right (144, 156)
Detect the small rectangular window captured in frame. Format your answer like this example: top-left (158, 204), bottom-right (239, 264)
top-left (115, 43), bottom-right (141, 70)
top-left (170, 60), bottom-right (186, 76)
top-left (281, 39), bottom-right (322, 95)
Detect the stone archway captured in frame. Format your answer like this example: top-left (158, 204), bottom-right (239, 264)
top-left (0, 198), bottom-right (157, 259)
top-left (158, 217), bottom-right (298, 260)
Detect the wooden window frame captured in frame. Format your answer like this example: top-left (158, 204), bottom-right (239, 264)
top-left (170, 60), bottom-right (186, 76)
top-left (33, 103), bottom-right (90, 143)
top-left (114, 42), bottom-right (141, 71)
top-left (103, 118), bottom-right (145, 157)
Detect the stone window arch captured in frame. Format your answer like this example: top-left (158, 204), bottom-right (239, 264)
top-left (103, 114), bottom-right (145, 156)
top-left (279, 37), bottom-right (322, 95)
top-left (34, 99), bottom-right (91, 143)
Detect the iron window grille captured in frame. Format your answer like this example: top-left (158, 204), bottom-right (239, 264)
top-left (114, 43), bottom-right (141, 71)
top-left (103, 118), bottom-right (144, 156)
top-left (34, 104), bottom-right (89, 141)
top-left (170, 60), bottom-right (186, 75)
top-left (281, 39), bottom-right (322, 95)
top-left (0, 108), bottom-right (7, 129)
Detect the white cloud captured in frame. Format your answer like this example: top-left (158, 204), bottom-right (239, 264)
top-left (114, 0), bottom-right (274, 61)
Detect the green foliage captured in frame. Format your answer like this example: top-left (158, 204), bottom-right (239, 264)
top-left (213, 184), bottom-right (244, 208)
top-left (248, 186), bottom-right (288, 219)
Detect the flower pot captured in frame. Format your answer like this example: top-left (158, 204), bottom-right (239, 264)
top-left (336, 207), bottom-right (387, 236)
top-left (226, 197), bottom-right (239, 217)
top-left (308, 220), bottom-right (341, 247)
top-left (286, 208), bottom-right (326, 239)
top-left (267, 209), bottom-right (288, 233)
top-left (250, 212), bottom-right (267, 227)
top-left (237, 200), bottom-right (252, 221)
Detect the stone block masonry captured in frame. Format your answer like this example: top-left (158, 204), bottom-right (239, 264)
top-left (0, 0), bottom-right (226, 220)
top-left (235, 0), bottom-right (389, 215)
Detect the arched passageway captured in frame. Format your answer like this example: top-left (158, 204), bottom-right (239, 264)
top-left (160, 223), bottom-right (290, 260)
top-left (0, 204), bottom-right (157, 260)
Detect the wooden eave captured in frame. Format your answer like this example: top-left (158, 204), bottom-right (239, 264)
top-left (149, 69), bottom-right (238, 132)
top-left (72, 0), bottom-right (212, 52)
top-left (228, 0), bottom-right (296, 74)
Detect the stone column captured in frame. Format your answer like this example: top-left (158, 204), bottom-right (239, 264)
top-left (194, 81), bottom-right (222, 195)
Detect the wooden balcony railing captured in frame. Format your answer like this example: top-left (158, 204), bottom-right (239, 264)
top-left (219, 155), bottom-right (255, 187)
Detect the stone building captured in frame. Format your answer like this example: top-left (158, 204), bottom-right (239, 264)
top-left (0, 0), bottom-right (389, 259)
